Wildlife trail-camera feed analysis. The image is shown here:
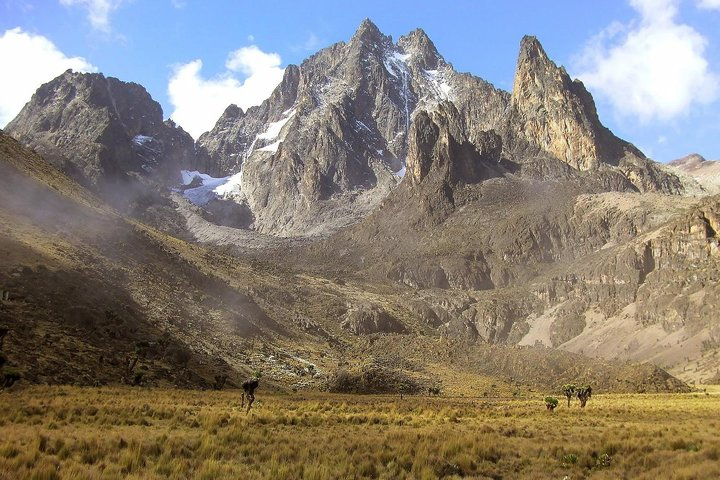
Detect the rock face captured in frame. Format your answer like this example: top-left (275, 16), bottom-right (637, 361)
top-left (5, 70), bottom-right (196, 206)
top-left (341, 304), bottom-right (407, 335)
top-left (4, 21), bottom-right (681, 236)
top-left (510, 36), bottom-right (616, 171)
top-left (191, 22), bottom-right (680, 237)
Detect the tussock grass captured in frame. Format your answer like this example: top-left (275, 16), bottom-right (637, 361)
top-left (1, 386), bottom-right (719, 479)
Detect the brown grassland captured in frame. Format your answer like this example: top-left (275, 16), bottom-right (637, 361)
top-left (1, 386), bottom-right (719, 479)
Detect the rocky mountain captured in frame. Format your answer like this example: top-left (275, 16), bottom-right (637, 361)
top-left (289, 96), bottom-right (720, 384)
top-left (193, 20), bottom-right (681, 237)
top-left (5, 70), bottom-right (197, 210)
top-left (3, 19), bottom-right (716, 390)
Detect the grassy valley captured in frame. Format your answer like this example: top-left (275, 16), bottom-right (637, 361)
top-left (1, 386), bottom-right (719, 479)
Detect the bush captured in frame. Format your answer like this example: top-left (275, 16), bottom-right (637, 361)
top-left (325, 364), bottom-right (422, 394)
top-left (544, 396), bottom-right (559, 412)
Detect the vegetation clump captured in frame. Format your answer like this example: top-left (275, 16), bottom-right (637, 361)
top-left (562, 383), bottom-right (576, 407)
top-left (577, 385), bottom-right (592, 408)
top-left (545, 396), bottom-right (559, 412)
top-left (325, 363), bottom-right (422, 395)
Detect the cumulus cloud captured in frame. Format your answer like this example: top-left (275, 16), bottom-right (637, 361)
top-left (697, 0), bottom-right (720, 9)
top-left (59, 0), bottom-right (125, 33)
top-left (168, 45), bottom-right (284, 138)
top-left (0, 27), bottom-right (97, 126)
top-left (574, 0), bottom-right (719, 122)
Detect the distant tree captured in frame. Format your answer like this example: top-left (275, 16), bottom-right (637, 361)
top-left (576, 385), bottom-right (592, 408)
top-left (562, 384), bottom-right (577, 407)
top-left (545, 396), bottom-right (559, 412)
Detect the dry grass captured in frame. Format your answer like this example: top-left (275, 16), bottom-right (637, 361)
top-left (1, 386), bottom-right (719, 479)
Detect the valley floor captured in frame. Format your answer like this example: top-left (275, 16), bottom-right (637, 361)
top-left (1, 386), bottom-right (719, 479)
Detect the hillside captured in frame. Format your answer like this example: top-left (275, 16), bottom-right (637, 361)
top-left (0, 130), bottom-right (688, 393)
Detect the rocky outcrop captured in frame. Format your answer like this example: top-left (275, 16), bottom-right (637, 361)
top-left (406, 103), bottom-right (504, 186)
top-left (5, 70), bottom-right (197, 206)
top-left (508, 36), bottom-right (682, 194)
top-left (341, 304), bottom-right (407, 335)
top-left (510, 36), bottom-right (612, 171)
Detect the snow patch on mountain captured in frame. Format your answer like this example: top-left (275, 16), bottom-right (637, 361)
top-left (213, 171), bottom-right (244, 198)
top-left (258, 109), bottom-right (295, 141)
top-left (423, 69), bottom-right (453, 100)
top-left (383, 48), bottom-right (412, 144)
top-left (132, 134), bottom-right (153, 146)
top-left (179, 170), bottom-right (230, 206)
top-left (383, 51), bottom-right (411, 78)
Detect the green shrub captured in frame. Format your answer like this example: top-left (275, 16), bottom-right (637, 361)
top-left (545, 396), bottom-right (559, 412)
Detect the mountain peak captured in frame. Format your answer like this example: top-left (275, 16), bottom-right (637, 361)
top-left (518, 35), bottom-right (548, 62)
top-left (669, 153), bottom-right (707, 168)
top-left (5, 68), bottom-right (196, 195)
top-left (511, 34), bottom-right (607, 171)
top-left (352, 18), bottom-right (383, 43)
top-left (398, 28), bottom-right (441, 69)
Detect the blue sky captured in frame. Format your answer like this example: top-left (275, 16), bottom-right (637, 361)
top-left (1, 0), bottom-right (719, 162)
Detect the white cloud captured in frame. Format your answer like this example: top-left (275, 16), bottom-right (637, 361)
top-left (59, 0), bottom-right (125, 33)
top-left (574, 0), bottom-right (719, 122)
top-left (0, 27), bottom-right (97, 127)
top-left (168, 45), bottom-right (284, 138)
top-left (697, 0), bottom-right (720, 9)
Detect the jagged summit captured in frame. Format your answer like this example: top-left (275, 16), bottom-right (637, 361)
top-left (5, 20), bottom-right (683, 237)
top-left (517, 35), bottom-right (547, 62)
top-left (352, 18), bottom-right (384, 42)
top-left (398, 28), bottom-right (441, 70)
top-left (188, 21), bottom-right (683, 236)
top-left (221, 104), bottom-right (244, 119)
top-left (508, 34), bottom-right (679, 195)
